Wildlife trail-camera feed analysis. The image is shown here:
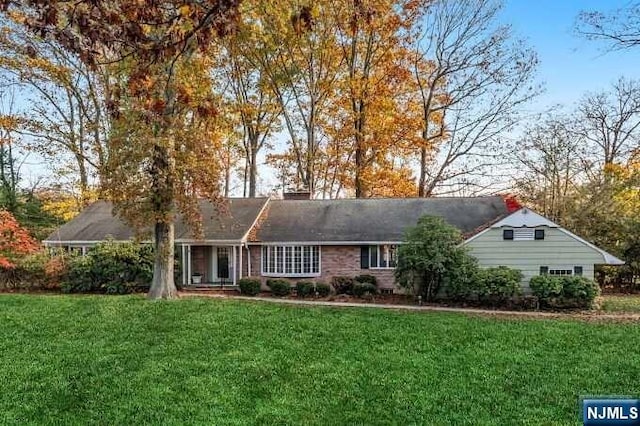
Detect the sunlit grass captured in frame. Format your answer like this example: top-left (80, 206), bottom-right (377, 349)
top-left (0, 294), bottom-right (638, 425)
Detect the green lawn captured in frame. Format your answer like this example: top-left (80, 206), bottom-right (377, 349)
top-left (1, 295), bottom-right (639, 425)
top-left (600, 294), bottom-right (640, 313)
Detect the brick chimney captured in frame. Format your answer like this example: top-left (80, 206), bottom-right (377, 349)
top-left (283, 191), bottom-right (312, 200)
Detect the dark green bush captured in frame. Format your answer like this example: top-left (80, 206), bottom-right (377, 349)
top-left (396, 216), bottom-right (479, 301)
top-left (560, 276), bottom-right (600, 307)
top-left (296, 281), bottom-right (314, 297)
top-left (239, 277), bottom-right (261, 296)
top-left (354, 274), bottom-right (377, 286)
top-left (315, 282), bottom-right (331, 297)
top-left (331, 276), bottom-right (355, 295)
top-left (267, 279), bottom-right (291, 297)
top-left (353, 282), bottom-right (377, 297)
top-left (61, 241), bottom-right (153, 294)
top-left (529, 275), bottom-right (600, 309)
top-left (529, 275), bottom-right (563, 299)
top-left (476, 266), bottom-right (522, 302)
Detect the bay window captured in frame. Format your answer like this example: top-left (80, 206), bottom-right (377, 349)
top-left (262, 245), bottom-right (321, 276)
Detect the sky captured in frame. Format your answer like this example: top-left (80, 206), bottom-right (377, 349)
top-left (501, 0), bottom-right (640, 111)
top-left (16, 0), bottom-right (640, 194)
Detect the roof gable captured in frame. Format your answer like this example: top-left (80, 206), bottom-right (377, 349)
top-left (465, 207), bottom-right (624, 265)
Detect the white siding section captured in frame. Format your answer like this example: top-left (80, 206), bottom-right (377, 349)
top-left (464, 226), bottom-right (607, 289)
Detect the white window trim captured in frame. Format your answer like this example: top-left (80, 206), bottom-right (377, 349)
top-left (369, 244), bottom-right (397, 270)
top-left (548, 267), bottom-right (574, 276)
top-left (261, 245), bottom-right (322, 277)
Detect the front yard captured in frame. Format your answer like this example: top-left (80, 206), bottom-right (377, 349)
top-left (600, 294), bottom-right (640, 313)
top-left (1, 295), bottom-right (639, 425)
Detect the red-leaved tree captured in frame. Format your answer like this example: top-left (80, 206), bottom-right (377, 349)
top-left (0, 210), bottom-right (39, 268)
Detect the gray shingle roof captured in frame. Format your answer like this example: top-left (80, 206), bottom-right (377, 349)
top-left (45, 198), bottom-right (269, 243)
top-left (253, 196), bottom-right (509, 243)
top-left (45, 196), bottom-right (508, 244)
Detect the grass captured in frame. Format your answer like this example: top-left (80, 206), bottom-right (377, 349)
top-left (1, 295), bottom-right (639, 425)
top-left (600, 294), bottom-right (640, 313)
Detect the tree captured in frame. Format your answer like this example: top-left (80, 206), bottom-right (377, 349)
top-left (0, 90), bottom-right (21, 213)
top-left (216, 24), bottom-right (281, 197)
top-left (331, 0), bottom-right (422, 198)
top-left (251, 0), bottom-right (342, 196)
top-left (573, 77), bottom-right (640, 172)
top-left (395, 215), bottom-right (477, 301)
top-left (1, 0), bottom-right (241, 299)
top-left (577, 2), bottom-right (640, 50)
top-left (0, 209), bottom-right (38, 268)
top-left (411, 0), bottom-right (539, 196)
top-left (513, 116), bottom-right (584, 222)
top-left (0, 16), bottom-right (109, 207)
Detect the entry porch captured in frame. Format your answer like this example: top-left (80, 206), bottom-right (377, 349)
top-left (179, 244), bottom-right (246, 289)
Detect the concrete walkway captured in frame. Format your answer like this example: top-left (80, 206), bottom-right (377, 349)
top-left (179, 292), bottom-right (640, 321)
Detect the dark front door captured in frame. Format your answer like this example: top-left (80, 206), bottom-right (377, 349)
top-left (217, 247), bottom-right (229, 280)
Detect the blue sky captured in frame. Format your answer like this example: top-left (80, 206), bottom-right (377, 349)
top-left (501, 0), bottom-right (640, 110)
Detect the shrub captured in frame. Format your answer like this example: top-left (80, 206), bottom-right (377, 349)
top-left (0, 251), bottom-right (70, 290)
top-left (395, 215), bottom-right (479, 301)
top-left (267, 279), bottom-right (291, 297)
top-left (315, 282), bottom-right (331, 297)
top-left (296, 281), bottom-right (314, 297)
top-left (61, 254), bottom-right (96, 293)
top-left (529, 275), bottom-right (563, 299)
top-left (561, 276), bottom-right (600, 307)
top-left (477, 266), bottom-right (522, 302)
top-left (331, 276), bottom-right (355, 295)
top-left (239, 277), bottom-right (261, 296)
top-left (529, 275), bottom-right (600, 309)
top-left (61, 241), bottom-right (153, 294)
top-left (354, 274), bottom-right (377, 286)
top-left (353, 282), bottom-right (377, 297)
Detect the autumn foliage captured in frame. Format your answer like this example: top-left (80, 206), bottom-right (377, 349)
top-left (0, 209), bottom-right (39, 268)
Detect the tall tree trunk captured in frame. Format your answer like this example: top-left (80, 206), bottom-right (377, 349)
top-left (75, 152), bottom-right (90, 206)
top-left (147, 143), bottom-right (177, 300)
top-left (248, 146), bottom-right (257, 197)
top-left (418, 146), bottom-right (428, 197)
top-left (148, 220), bottom-right (176, 299)
top-left (355, 143), bottom-right (364, 198)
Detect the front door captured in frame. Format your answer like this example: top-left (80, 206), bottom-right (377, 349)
top-left (217, 247), bottom-right (230, 281)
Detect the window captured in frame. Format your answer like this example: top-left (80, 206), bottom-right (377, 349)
top-left (262, 245), bottom-right (320, 276)
top-left (549, 268), bottom-right (573, 276)
top-left (369, 245), bottom-right (397, 269)
top-left (540, 266), bottom-right (574, 276)
top-left (503, 229), bottom-right (514, 240)
top-left (534, 229), bottom-right (545, 240)
top-left (574, 266), bottom-right (583, 276)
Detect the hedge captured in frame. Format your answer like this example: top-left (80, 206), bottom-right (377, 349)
top-left (530, 275), bottom-right (600, 308)
top-left (267, 279), bottom-right (291, 297)
top-left (239, 277), bottom-right (261, 296)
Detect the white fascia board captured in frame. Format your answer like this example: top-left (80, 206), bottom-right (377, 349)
top-left (175, 239), bottom-right (242, 244)
top-left (43, 240), bottom-right (122, 245)
top-left (247, 241), bottom-right (403, 246)
top-left (241, 198), bottom-right (271, 243)
top-left (462, 227), bottom-right (492, 245)
top-left (557, 228), bottom-right (625, 265)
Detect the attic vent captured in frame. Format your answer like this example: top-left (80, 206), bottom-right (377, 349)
top-left (513, 228), bottom-right (534, 241)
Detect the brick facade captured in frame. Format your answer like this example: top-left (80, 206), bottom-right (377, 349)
top-left (245, 245), bottom-right (398, 291)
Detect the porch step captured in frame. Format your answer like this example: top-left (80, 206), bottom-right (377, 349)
top-left (183, 285), bottom-right (239, 291)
